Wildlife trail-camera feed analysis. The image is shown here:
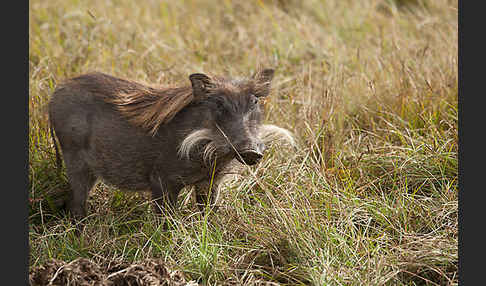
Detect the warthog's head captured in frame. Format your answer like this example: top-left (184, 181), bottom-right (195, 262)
top-left (178, 69), bottom-right (294, 166)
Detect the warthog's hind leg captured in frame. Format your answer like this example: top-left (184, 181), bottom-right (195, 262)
top-left (63, 151), bottom-right (97, 220)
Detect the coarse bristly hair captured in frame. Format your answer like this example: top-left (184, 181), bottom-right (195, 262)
top-left (258, 124), bottom-right (296, 147)
top-left (109, 85), bottom-right (194, 136)
top-left (58, 72), bottom-right (195, 136)
top-left (177, 128), bottom-right (216, 164)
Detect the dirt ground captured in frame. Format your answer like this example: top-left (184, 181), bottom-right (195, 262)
top-left (29, 258), bottom-right (198, 286)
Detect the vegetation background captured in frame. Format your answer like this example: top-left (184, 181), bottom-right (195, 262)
top-left (29, 0), bottom-right (458, 284)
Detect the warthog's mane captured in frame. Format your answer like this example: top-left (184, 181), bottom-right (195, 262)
top-left (63, 72), bottom-right (273, 136)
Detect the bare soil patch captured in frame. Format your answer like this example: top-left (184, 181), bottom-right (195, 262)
top-left (29, 258), bottom-right (198, 286)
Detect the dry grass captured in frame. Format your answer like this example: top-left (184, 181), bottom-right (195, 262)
top-left (29, 0), bottom-right (458, 285)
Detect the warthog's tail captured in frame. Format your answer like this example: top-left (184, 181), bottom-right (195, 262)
top-left (49, 117), bottom-right (63, 174)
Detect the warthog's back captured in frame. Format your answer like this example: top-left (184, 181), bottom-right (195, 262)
top-left (49, 73), bottom-right (162, 190)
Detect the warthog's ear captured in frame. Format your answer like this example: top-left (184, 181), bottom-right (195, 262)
top-left (189, 73), bottom-right (213, 97)
top-left (252, 68), bottom-right (275, 97)
top-left (253, 68), bottom-right (275, 83)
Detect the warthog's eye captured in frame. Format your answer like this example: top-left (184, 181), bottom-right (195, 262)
top-left (249, 94), bottom-right (259, 110)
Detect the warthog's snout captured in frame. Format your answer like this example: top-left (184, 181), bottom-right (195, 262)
top-left (236, 142), bottom-right (266, 165)
top-left (237, 149), bottom-right (264, 165)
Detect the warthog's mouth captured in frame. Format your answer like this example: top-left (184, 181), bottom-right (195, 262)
top-left (235, 149), bottom-right (264, 165)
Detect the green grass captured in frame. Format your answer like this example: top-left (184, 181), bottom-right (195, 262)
top-left (29, 0), bottom-right (458, 284)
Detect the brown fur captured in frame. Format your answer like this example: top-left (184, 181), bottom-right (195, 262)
top-left (109, 86), bottom-right (193, 135)
top-left (59, 72), bottom-right (195, 135)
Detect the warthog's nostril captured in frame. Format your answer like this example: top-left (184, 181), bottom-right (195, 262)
top-left (236, 150), bottom-right (264, 165)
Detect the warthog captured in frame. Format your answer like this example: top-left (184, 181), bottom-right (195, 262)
top-left (49, 69), bottom-right (294, 219)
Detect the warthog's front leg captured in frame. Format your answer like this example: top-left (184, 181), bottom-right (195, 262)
top-left (194, 180), bottom-right (221, 212)
top-left (149, 172), bottom-right (183, 216)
